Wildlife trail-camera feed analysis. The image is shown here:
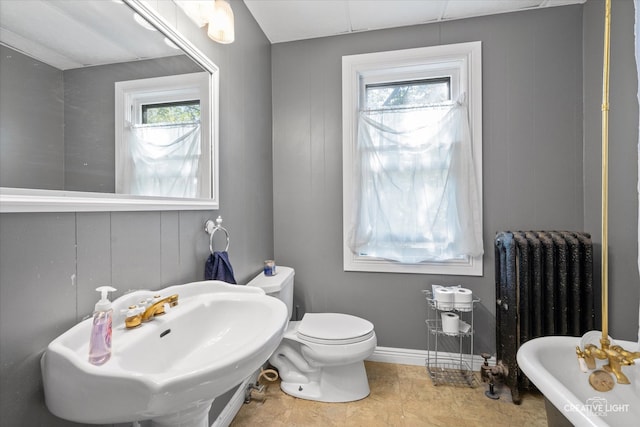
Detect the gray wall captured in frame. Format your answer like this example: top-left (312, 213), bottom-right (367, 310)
top-left (272, 5), bottom-right (587, 354)
top-left (0, 45), bottom-right (65, 190)
top-left (0, 0), bottom-right (272, 426)
top-left (583, 0), bottom-right (639, 340)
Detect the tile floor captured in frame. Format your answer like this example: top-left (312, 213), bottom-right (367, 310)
top-left (230, 361), bottom-right (547, 426)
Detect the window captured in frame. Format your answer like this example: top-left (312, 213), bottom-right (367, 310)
top-left (342, 42), bottom-right (483, 275)
top-left (115, 72), bottom-right (211, 199)
top-left (141, 100), bottom-right (200, 124)
top-left (366, 78), bottom-right (451, 109)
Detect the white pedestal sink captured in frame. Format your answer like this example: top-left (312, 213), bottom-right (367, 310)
top-left (41, 281), bottom-right (288, 427)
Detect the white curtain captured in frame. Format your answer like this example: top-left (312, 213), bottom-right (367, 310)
top-left (121, 122), bottom-right (201, 198)
top-left (347, 99), bottom-right (483, 264)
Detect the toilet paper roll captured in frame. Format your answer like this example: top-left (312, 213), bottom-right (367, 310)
top-left (454, 288), bottom-right (473, 311)
top-left (434, 287), bottom-right (455, 310)
top-left (441, 312), bottom-right (460, 335)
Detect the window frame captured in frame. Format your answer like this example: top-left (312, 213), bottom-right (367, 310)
top-left (342, 42), bottom-right (483, 276)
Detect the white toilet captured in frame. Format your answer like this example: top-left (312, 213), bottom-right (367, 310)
top-left (247, 266), bottom-right (377, 403)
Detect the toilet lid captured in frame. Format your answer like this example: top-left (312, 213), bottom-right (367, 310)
top-left (297, 313), bottom-right (374, 345)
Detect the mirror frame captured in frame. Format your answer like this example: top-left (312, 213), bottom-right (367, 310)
top-left (0, 0), bottom-right (220, 213)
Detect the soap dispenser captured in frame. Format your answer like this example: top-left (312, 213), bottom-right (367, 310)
top-left (89, 286), bottom-right (116, 365)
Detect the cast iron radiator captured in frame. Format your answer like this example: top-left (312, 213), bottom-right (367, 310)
top-left (494, 231), bottom-right (594, 403)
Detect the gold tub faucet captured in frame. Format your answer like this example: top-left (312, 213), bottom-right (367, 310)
top-left (577, 341), bottom-right (640, 384)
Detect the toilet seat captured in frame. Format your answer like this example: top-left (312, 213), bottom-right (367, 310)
top-left (297, 313), bottom-right (375, 345)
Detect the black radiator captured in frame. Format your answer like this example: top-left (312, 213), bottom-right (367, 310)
top-left (495, 231), bottom-right (595, 403)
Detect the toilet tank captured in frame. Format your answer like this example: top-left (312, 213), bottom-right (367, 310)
top-left (247, 266), bottom-right (294, 319)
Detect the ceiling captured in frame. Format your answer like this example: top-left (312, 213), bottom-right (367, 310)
top-left (243, 0), bottom-right (587, 44)
top-left (0, 0), bottom-right (589, 69)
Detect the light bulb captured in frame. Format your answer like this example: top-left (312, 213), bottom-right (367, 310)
top-left (207, 0), bottom-right (235, 44)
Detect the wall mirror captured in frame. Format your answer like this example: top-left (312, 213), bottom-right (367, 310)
top-left (0, 0), bottom-right (219, 212)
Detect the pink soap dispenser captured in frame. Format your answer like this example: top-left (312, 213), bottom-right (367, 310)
top-left (88, 286), bottom-right (116, 365)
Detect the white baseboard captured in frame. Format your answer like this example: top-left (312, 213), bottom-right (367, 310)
top-left (367, 346), bottom-right (492, 369)
top-left (213, 346), bottom-right (493, 426)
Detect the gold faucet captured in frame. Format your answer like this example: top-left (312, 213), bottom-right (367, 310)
top-left (140, 294), bottom-right (179, 322)
top-left (577, 339), bottom-right (640, 385)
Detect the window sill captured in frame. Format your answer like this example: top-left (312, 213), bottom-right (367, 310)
top-left (343, 253), bottom-right (483, 276)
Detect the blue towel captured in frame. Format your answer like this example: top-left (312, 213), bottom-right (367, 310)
top-left (205, 251), bottom-right (237, 284)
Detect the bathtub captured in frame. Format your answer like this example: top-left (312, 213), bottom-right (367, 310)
top-left (517, 336), bottom-right (640, 427)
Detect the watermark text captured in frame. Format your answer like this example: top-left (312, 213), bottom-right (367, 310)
top-left (564, 397), bottom-right (630, 417)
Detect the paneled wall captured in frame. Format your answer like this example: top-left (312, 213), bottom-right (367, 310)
top-left (270, 2), bottom-right (633, 357)
top-left (0, 1), bottom-right (273, 425)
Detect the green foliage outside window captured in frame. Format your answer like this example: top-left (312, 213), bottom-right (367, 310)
top-left (142, 100), bottom-right (200, 124)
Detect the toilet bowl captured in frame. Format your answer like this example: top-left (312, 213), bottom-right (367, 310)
top-left (247, 267), bottom-right (377, 402)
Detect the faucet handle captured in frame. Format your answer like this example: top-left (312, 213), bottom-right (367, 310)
top-left (139, 297), bottom-right (154, 307)
top-left (480, 353), bottom-right (491, 366)
top-left (123, 305), bottom-right (144, 329)
top-left (611, 345), bottom-right (640, 362)
top-left (576, 347), bottom-right (589, 373)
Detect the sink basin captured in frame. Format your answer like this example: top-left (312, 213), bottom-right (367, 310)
top-left (41, 280), bottom-right (288, 427)
top-left (517, 336), bottom-right (640, 427)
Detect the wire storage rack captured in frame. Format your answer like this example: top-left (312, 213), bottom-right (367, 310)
top-left (422, 289), bottom-right (480, 387)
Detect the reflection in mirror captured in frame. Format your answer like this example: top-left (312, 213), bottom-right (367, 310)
top-left (115, 72), bottom-right (211, 199)
top-left (0, 0), bottom-right (219, 211)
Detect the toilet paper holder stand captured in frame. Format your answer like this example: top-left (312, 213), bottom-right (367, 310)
top-left (422, 288), bottom-right (480, 388)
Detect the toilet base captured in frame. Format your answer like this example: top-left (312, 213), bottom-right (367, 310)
top-left (279, 361), bottom-right (370, 403)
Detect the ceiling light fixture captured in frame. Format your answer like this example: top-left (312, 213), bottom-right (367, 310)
top-left (175, 0), bottom-right (234, 44)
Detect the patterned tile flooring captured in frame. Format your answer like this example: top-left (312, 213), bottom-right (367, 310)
top-left (230, 361), bottom-right (547, 426)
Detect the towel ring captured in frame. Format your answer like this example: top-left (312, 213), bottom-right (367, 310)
top-left (205, 216), bottom-right (230, 253)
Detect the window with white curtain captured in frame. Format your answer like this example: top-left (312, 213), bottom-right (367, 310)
top-left (342, 42), bottom-right (483, 275)
top-left (115, 72), bottom-right (211, 199)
